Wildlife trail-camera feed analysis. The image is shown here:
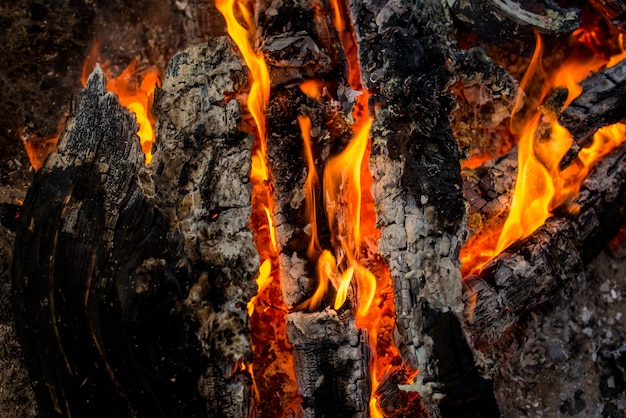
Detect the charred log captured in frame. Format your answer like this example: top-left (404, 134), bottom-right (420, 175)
top-left (447, 0), bottom-right (581, 56)
top-left (559, 59), bottom-right (626, 148)
top-left (287, 309), bottom-right (370, 418)
top-left (464, 141), bottom-right (626, 348)
top-left (12, 38), bottom-right (259, 418)
top-left (351, 0), bottom-right (498, 415)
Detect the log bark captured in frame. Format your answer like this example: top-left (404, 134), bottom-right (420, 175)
top-left (351, 0), bottom-right (499, 415)
top-left (464, 141), bottom-right (626, 348)
top-left (12, 39), bottom-right (259, 418)
top-left (447, 0), bottom-right (581, 56)
top-left (286, 309), bottom-right (370, 418)
top-left (559, 59), bottom-right (626, 147)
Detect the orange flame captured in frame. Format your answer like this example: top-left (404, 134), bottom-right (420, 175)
top-left (299, 79), bottom-right (325, 99)
top-left (21, 44), bottom-right (160, 170)
top-left (463, 32), bottom-right (626, 276)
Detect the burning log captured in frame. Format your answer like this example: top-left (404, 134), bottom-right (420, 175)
top-left (447, 0), bottom-right (581, 56)
top-left (12, 39), bottom-right (258, 417)
top-left (588, 0), bottom-right (626, 32)
top-left (464, 140), bottom-right (626, 348)
top-left (559, 59), bottom-right (626, 148)
top-left (350, 0), bottom-right (499, 415)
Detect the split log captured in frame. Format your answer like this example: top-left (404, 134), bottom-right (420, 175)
top-left (12, 38), bottom-right (259, 418)
top-left (251, 1), bottom-right (376, 415)
top-left (351, 0), bottom-right (499, 415)
top-left (447, 0), bottom-right (581, 56)
top-left (464, 141), bottom-right (626, 348)
top-left (286, 309), bottom-right (370, 418)
top-left (559, 59), bottom-right (626, 148)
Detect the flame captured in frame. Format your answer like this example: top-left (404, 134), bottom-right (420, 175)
top-left (19, 130), bottom-right (60, 171)
top-left (299, 79), bottom-right (325, 99)
top-left (216, 0), bottom-right (299, 414)
top-left (463, 31), bottom-right (626, 276)
top-left (247, 259), bottom-right (273, 316)
top-left (21, 43), bottom-right (160, 170)
top-left (94, 59), bottom-right (160, 164)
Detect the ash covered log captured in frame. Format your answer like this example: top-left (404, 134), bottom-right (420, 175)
top-left (12, 38), bottom-right (259, 418)
top-left (464, 141), bottom-right (626, 348)
top-left (139, 38), bottom-right (259, 417)
top-left (447, 0), bottom-right (581, 56)
top-left (287, 309), bottom-right (370, 418)
top-left (351, 0), bottom-right (499, 415)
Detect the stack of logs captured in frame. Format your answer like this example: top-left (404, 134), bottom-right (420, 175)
top-left (10, 0), bottom-right (626, 417)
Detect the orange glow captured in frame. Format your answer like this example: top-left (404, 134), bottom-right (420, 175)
top-left (21, 43), bottom-right (159, 170)
top-left (299, 79), bottom-right (325, 99)
top-left (247, 259), bottom-right (273, 316)
top-left (93, 59), bottom-right (160, 164)
top-left (463, 32), bottom-right (626, 277)
top-left (19, 130), bottom-right (59, 171)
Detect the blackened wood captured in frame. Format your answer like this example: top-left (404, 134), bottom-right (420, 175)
top-left (11, 66), bottom-right (179, 418)
top-left (351, 0), bottom-right (498, 415)
top-left (141, 38), bottom-right (258, 418)
top-left (12, 39), bottom-right (259, 418)
top-left (287, 309), bottom-right (370, 418)
top-left (559, 60), bottom-right (626, 150)
top-left (256, 0), bottom-right (344, 86)
top-left (447, 0), bottom-right (581, 56)
top-left (588, 0), bottom-right (626, 32)
top-left (464, 142), bottom-right (626, 348)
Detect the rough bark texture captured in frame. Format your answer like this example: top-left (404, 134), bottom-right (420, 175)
top-left (464, 141), bottom-right (626, 348)
top-left (447, 0), bottom-right (581, 56)
top-left (559, 59), bottom-right (626, 145)
top-left (351, 0), bottom-right (498, 415)
top-left (287, 309), bottom-right (370, 418)
top-left (12, 39), bottom-right (258, 418)
top-left (139, 38), bottom-right (258, 417)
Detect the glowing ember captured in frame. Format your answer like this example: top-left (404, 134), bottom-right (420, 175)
top-left (462, 31), bottom-right (626, 277)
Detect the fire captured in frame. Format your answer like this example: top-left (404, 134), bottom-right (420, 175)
top-left (462, 30), bottom-right (626, 276)
top-left (216, 0), bottom-right (299, 415)
top-left (81, 43), bottom-right (160, 165)
top-left (21, 43), bottom-right (160, 170)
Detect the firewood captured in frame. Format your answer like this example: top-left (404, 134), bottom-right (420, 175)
top-left (351, 0), bottom-right (499, 415)
top-left (12, 39), bottom-right (259, 417)
top-left (464, 141), bottom-right (626, 348)
top-left (447, 0), bottom-right (581, 56)
top-left (559, 59), bottom-right (626, 154)
top-left (588, 0), bottom-right (626, 32)
top-left (286, 309), bottom-right (370, 418)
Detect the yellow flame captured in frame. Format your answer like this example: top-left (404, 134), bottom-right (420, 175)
top-left (216, 0), bottom-right (271, 181)
top-left (247, 259), bottom-right (273, 316)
